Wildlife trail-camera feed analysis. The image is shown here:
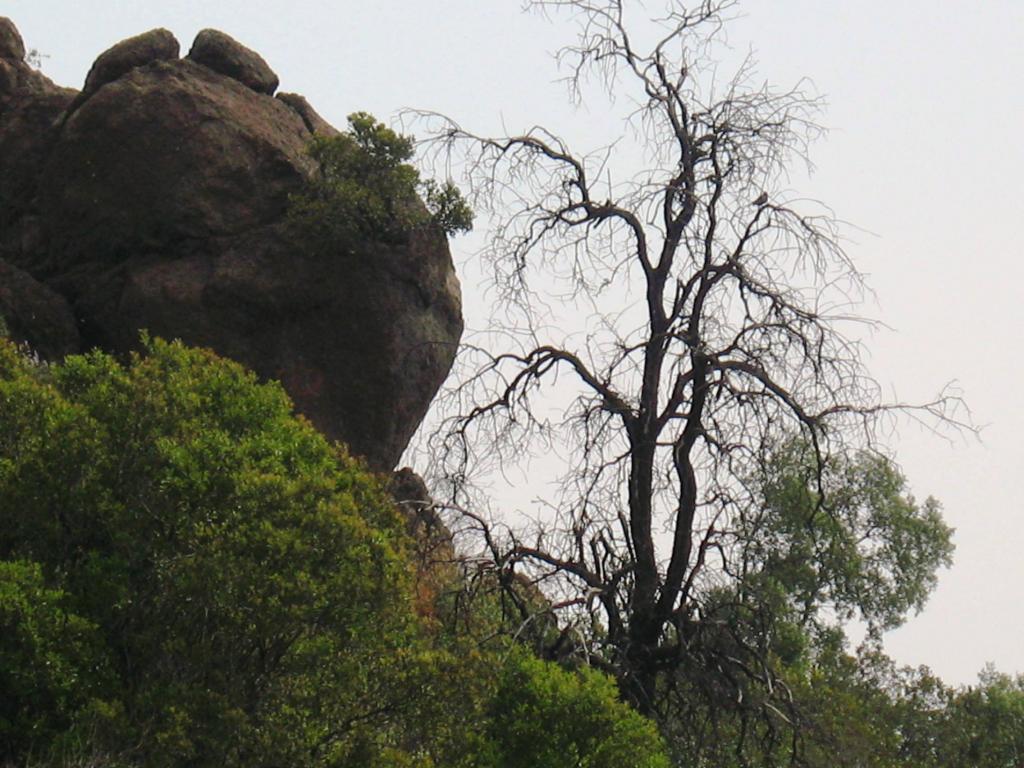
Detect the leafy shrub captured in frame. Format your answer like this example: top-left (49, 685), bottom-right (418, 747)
top-left (0, 337), bottom-right (416, 766)
top-left (0, 337), bottom-right (669, 768)
top-left (0, 561), bottom-right (111, 759)
top-left (486, 651), bottom-right (671, 768)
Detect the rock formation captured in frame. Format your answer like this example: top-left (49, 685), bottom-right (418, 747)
top-left (0, 260), bottom-right (78, 359)
top-left (0, 19), bottom-right (462, 472)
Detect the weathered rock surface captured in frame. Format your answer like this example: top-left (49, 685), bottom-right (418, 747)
top-left (0, 18), bottom-right (463, 471)
top-left (81, 28), bottom-right (179, 97)
top-left (0, 17), bottom-right (25, 61)
top-left (276, 92), bottom-right (339, 137)
top-left (40, 57), bottom-right (312, 274)
top-left (389, 468), bottom-right (457, 614)
top-left (0, 21), bottom-right (76, 244)
top-left (390, 467), bottom-right (453, 546)
top-left (187, 29), bottom-right (278, 95)
top-left (0, 259), bottom-right (79, 358)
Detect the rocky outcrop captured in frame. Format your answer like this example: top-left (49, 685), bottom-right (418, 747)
top-left (0, 260), bottom-right (79, 358)
top-left (0, 19), bottom-right (462, 471)
top-left (389, 467), bottom-right (457, 615)
top-left (0, 20), bottom-right (76, 242)
top-left (39, 56), bottom-right (312, 273)
top-left (0, 17), bottom-right (25, 60)
top-left (390, 468), bottom-right (453, 550)
top-left (276, 92), bottom-right (339, 137)
top-left (187, 29), bottom-right (278, 95)
top-left (81, 28), bottom-right (179, 98)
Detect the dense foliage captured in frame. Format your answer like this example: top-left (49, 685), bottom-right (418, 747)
top-left (0, 561), bottom-right (107, 758)
top-left (288, 112), bottom-right (473, 245)
top-left (0, 338), bottom-right (668, 768)
top-left (0, 337), bottom-right (415, 764)
top-left (645, 444), bottom-right (959, 765)
top-left (487, 651), bottom-right (670, 768)
top-left (745, 444), bottom-right (954, 635)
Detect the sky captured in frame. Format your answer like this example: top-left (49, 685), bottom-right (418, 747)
top-left (4, 0), bottom-right (1023, 686)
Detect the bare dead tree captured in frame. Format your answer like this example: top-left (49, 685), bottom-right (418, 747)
top-left (408, 0), bottom-right (966, 730)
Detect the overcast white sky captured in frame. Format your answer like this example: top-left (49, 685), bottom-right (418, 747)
top-left (5, 0), bottom-right (1023, 686)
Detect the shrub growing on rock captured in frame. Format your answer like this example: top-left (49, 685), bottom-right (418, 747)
top-left (289, 112), bottom-right (473, 245)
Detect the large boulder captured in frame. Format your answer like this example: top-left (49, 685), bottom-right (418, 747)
top-left (187, 29), bottom-right (278, 95)
top-left (39, 57), bottom-right (312, 272)
top-left (81, 28), bottom-right (179, 98)
top-left (0, 19), bottom-right (462, 471)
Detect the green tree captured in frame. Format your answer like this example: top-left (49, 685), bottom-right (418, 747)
top-left (744, 443), bottom-right (953, 635)
top-left (938, 668), bottom-right (1024, 768)
top-left (793, 648), bottom-right (1024, 768)
top-left (0, 337), bottom-right (416, 766)
top-left (651, 442), bottom-right (953, 765)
